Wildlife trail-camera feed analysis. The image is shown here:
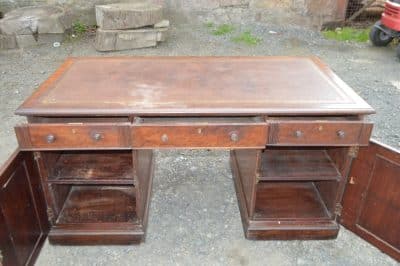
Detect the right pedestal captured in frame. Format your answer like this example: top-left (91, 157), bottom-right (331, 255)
top-left (230, 147), bottom-right (353, 240)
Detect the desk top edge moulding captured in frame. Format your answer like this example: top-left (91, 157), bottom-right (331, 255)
top-left (15, 56), bottom-right (375, 117)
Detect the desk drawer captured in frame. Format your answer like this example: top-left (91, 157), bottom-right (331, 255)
top-left (15, 123), bottom-right (131, 150)
top-left (268, 121), bottom-right (372, 146)
top-left (131, 122), bottom-right (268, 148)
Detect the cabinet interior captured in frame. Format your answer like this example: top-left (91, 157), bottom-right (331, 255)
top-left (253, 147), bottom-right (346, 221)
top-left (39, 150), bottom-right (137, 226)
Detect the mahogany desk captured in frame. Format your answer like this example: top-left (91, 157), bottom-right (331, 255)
top-left (2, 57), bottom-right (398, 265)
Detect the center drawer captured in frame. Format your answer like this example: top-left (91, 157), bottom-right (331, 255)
top-left (131, 117), bottom-right (268, 148)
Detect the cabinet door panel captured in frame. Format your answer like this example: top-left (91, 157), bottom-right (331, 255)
top-left (0, 150), bottom-right (49, 266)
top-left (341, 140), bottom-right (400, 261)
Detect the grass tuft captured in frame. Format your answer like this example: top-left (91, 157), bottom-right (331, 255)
top-left (232, 31), bottom-right (261, 45)
top-left (322, 27), bottom-right (370, 42)
top-left (72, 21), bottom-right (88, 35)
top-left (212, 24), bottom-right (235, 36)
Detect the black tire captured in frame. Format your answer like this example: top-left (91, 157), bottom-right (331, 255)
top-left (369, 21), bottom-right (393, 47)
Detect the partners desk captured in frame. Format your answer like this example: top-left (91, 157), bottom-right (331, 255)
top-left (1, 57), bottom-right (398, 265)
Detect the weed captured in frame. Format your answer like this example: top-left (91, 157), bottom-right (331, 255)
top-left (212, 24), bottom-right (234, 36)
top-left (72, 21), bottom-right (87, 35)
top-left (232, 31), bottom-right (261, 45)
top-left (322, 27), bottom-right (370, 42)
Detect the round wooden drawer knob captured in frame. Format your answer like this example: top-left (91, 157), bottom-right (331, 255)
top-left (92, 133), bottom-right (102, 141)
top-left (230, 132), bottom-right (239, 142)
top-left (337, 130), bottom-right (345, 139)
top-left (46, 134), bottom-right (56, 143)
top-left (294, 130), bottom-right (303, 138)
top-left (161, 134), bottom-right (169, 143)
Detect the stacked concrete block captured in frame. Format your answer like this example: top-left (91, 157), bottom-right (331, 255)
top-left (95, 2), bottom-right (169, 52)
top-left (0, 5), bottom-right (67, 49)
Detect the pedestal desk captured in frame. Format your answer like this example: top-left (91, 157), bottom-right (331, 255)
top-left (1, 57), bottom-right (399, 265)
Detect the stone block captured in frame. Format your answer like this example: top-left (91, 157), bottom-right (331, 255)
top-left (154, 20), bottom-right (170, 28)
top-left (0, 6), bottom-right (67, 35)
top-left (95, 2), bottom-right (163, 30)
top-left (95, 27), bottom-right (168, 51)
top-left (15, 34), bottom-right (37, 48)
top-left (0, 34), bottom-right (17, 49)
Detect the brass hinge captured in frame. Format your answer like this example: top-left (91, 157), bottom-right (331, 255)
top-left (348, 146), bottom-right (359, 158)
top-left (255, 172), bottom-right (261, 183)
top-left (33, 152), bottom-right (41, 161)
top-left (335, 203), bottom-right (343, 216)
top-left (46, 207), bottom-right (55, 222)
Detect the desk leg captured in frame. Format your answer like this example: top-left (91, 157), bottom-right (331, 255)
top-left (133, 149), bottom-right (155, 241)
top-left (230, 149), bottom-right (261, 238)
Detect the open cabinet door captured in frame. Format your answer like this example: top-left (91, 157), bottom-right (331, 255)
top-left (341, 140), bottom-right (400, 261)
top-left (0, 150), bottom-right (49, 266)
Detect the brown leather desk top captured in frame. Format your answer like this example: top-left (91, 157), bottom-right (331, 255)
top-left (16, 56), bottom-right (374, 117)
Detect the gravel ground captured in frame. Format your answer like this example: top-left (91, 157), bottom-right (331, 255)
top-left (0, 18), bottom-right (399, 265)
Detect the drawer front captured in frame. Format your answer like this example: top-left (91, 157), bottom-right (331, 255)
top-left (15, 123), bottom-right (131, 150)
top-left (269, 121), bottom-right (373, 146)
top-left (131, 124), bottom-right (268, 148)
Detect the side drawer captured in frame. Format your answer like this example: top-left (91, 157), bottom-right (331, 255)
top-left (268, 121), bottom-right (373, 146)
top-left (15, 123), bottom-right (131, 150)
top-left (131, 122), bottom-right (268, 148)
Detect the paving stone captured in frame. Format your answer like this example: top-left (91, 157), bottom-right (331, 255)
top-left (0, 5), bottom-right (67, 35)
top-left (95, 27), bottom-right (168, 51)
top-left (95, 2), bottom-right (163, 30)
top-left (0, 34), bottom-right (17, 49)
top-left (154, 20), bottom-right (170, 28)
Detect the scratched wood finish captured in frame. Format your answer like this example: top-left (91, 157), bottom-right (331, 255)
top-left (15, 123), bottom-right (131, 150)
top-left (268, 120), bottom-right (373, 146)
top-left (260, 149), bottom-right (341, 181)
top-left (0, 150), bottom-right (49, 266)
top-left (341, 140), bottom-right (400, 261)
top-left (55, 186), bottom-right (137, 224)
top-left (15, 57), bottom-right (374, 117)
top-left (48, 151), bottom-right (134, 184)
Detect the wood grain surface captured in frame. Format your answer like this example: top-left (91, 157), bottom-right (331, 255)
top-left (15, 56), bottom-right (374, 117)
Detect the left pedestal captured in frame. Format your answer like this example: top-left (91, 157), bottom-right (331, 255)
top-left (35, 150), bottom-right (154, 245)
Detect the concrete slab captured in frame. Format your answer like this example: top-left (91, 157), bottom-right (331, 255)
top-left (95, 27), bottom-right (168, 51)
top-left (95, 2), bottom-right (163, 30)
top-left (0, 5), bottom-right (66, 35)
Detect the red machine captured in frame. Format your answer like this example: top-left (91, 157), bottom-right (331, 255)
top-left (369, 0), bottom-right (400, 59)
